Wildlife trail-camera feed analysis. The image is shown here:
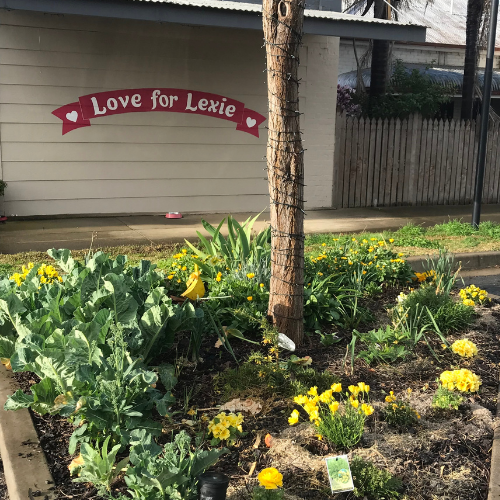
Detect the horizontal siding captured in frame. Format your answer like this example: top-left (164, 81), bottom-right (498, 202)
top-left (2, 143), bottom-right (265, 162)
top-left (3, 162), bottom-right (266, 181)
top-left (0, 11), bottom-right (334, 217)
top-left (1, 124), bottom-right (267, 144)
top-left (4, 178), bottom-right (268, 201)
top-left (4, 195), bottom-right (270, 217)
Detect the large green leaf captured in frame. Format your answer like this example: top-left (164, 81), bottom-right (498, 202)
top-left (103, 274), bottom-right (138, 324)
top-left (4, 389), bottom-right (34, 411)
top-left (31, 377), bottom-right (59, 415)
top-left (0, 336), bottom-right (15, 359)
top-left (48, 249), bottom-right (77, 274)
top-left (190, 449), bottom-right (228, 478)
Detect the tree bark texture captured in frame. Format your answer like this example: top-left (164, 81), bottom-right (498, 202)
top-left (369, 0), bottom-right (390, 100)
top-left (263, 0), bottom-right (305, 345)
top-left (461, 0), bottom-right (485, 120)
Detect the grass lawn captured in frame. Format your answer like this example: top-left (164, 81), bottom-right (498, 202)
top-left (1, 219), bottom-right (500, 277)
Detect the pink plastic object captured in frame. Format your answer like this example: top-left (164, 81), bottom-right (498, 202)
top-left (165, 212), bottom-right (183, 219)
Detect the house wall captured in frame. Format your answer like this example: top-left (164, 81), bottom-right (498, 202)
top-left (0, 10), bottom-right (339, 217)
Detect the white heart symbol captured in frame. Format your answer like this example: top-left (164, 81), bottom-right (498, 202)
top-left (66, 111), bottom-right (78, 122)
top-left (246, 117), bottom-right (257, 128)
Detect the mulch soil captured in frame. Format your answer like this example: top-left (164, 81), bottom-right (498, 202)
top-left (10, 287), bottom-right (500, 500)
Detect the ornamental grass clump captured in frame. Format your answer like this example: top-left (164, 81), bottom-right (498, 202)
top-left (459, 285), bottom-right (490, 306)
top-left (289, 382), bottom-right (374, 449)
top-left (208, 412), bottom-right (244, 445)
top-left (450, 338), bottom-right (478, 358)
top-left (384, 389), bottom-right (420, 428)
top-left (253, 468), bottom-right (283, 500)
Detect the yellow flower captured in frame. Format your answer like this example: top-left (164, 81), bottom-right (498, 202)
top-left (68, 454), bottom-right (84, 473)
top-left (247, 273), bottom-right (255, 279)
top-left (182, 266), bottom-right (187, 271)
top-left (331, 383), bottom-right (342, 392)
top-left (247, 296), bottom-right (253, 301)
top-left (307, 386), bottom-right (318, 396)
top-left (322, 243), bottom-right (326, 247)
top-left (357, 382), bottom-right (370, 393)
top-left (451, 339), bottom-right (478, 358)
top-left (294, 395), bottom-right (308, 405)
top-left (258, 468), bottom-right (283, 490)
top-left (319, 390), bottom-right (333, 403)
top-left (350, 398), bottom-right (359, 409)
top-left (361, 403), bottom-right (374, 416)
top-left (385, 391), bottom-right (396, 403)
top-left (329, 401), bottom-right (339, 413)
top-left (288, 409), bottom-right (300, 425)
top-left (260, 283), bottom-right (265, 288)
top-left (389, 238), bottom-right (395, 243)
top-left (348, 385), bottom-right (360, 396)
top-left (167, 275), bottom-right (174, 280)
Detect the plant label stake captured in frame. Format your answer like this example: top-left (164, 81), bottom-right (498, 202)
top-left (197, 472), bottom-right (230, 500)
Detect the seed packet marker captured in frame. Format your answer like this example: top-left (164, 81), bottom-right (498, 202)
top-left (325, 455), bottom-right (354, 494)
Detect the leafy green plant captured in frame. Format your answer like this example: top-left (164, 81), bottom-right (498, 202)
top-left (124, 430), bottom-right (226, 500)
top-left (350, 456), bottom-right (402, 499)
top-left (318, 402), bottom-right (367, 449)
top-left (252, 487), bottom-right (283, 500)
top-left (184, 213), bottom-right (270, 274)
top-left (422, 250), bottom-right (461, 294)
top-left (71, 436), bottom-right (129, 493)
top-left (383, 391), bottom-right (420, 428)
top-left (352, 326), bottom-right (410, 365)
top-left (0, 180), bottom-right (6, 197)
top-left (432, 385), bottom-right (463, 410)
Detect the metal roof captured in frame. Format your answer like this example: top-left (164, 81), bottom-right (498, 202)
top-left (135, 0), bottom-right (422, 24)
top-left (344, 0), bottom-right (500, 46)
top-left (338, 65), bottom-right (500, 93)
top-left (0, 0), bottom-right (426, 42)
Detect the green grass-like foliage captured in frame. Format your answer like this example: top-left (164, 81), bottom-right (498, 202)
top-left (214, 352), bottom-right (339, 400)
top-left (350, 456), bottom-right (402, 499)
top-left (318, 403), bottom-right (366, 449)
top-left (432, 385), bottom-right (463, 410)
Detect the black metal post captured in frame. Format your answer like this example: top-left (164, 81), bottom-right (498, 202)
top-left (472, 0), bottom-right (499, 228)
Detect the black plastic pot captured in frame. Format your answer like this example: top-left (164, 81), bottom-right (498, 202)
top-left (197, 472), bottom-right (230, 500)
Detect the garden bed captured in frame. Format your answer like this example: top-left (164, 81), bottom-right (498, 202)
top-left (8, 290), bottom-right (500, 500)
top-left (0, 217), bottom-right (498, 500)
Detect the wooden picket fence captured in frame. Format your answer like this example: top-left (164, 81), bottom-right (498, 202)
top-left (334, 113), bottom-right (500, 208)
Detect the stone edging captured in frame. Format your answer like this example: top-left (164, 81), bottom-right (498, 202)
top-left (408, 251), bottom-right (500, 272)
top-left (0, 367), bottom-right (57, 500)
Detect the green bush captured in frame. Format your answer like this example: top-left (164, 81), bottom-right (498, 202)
top-left (432, 385), bottom-right (463, 410)
top-left (350, 456), bottom-right (402, 499)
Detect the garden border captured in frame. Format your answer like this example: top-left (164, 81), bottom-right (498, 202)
top-left (0, 367), bottom-right (57, 500)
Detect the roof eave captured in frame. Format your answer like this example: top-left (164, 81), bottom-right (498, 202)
top-left (0, 0), bottom-right (426, 42)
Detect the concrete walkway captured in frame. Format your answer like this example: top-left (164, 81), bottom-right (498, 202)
top-left (2, 204), bottom-right (500, 254)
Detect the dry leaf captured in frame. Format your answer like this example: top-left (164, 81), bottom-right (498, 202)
top-left (219, 398), bottom-right (262, 415)
top-left (214, 339), bottom-right (223, 348)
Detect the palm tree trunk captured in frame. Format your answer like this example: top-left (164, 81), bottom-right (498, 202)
top-left (461, 0), bottom-right (485, 120)
top-left (370, 0), bottom-right (390, 100)
top-left (263, 0), bottom-right (305, 345)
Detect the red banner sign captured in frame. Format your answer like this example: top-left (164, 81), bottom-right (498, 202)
top-left (52, 88), bottom-right (266, 137)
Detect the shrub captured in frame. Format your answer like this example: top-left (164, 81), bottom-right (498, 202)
top-left (350, 456), bottom-right (403, 499)
top-left (289, 383), bottom-right (373, 449)
top-left (383, 390), bottom-right (420, 428)
top-left (432, 385), bottom-right (463, 410)
top-left (422, 250), bottom-right (461, 294)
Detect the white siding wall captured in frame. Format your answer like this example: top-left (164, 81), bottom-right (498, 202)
top-left (0, 10), bottom-right (339, 216)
